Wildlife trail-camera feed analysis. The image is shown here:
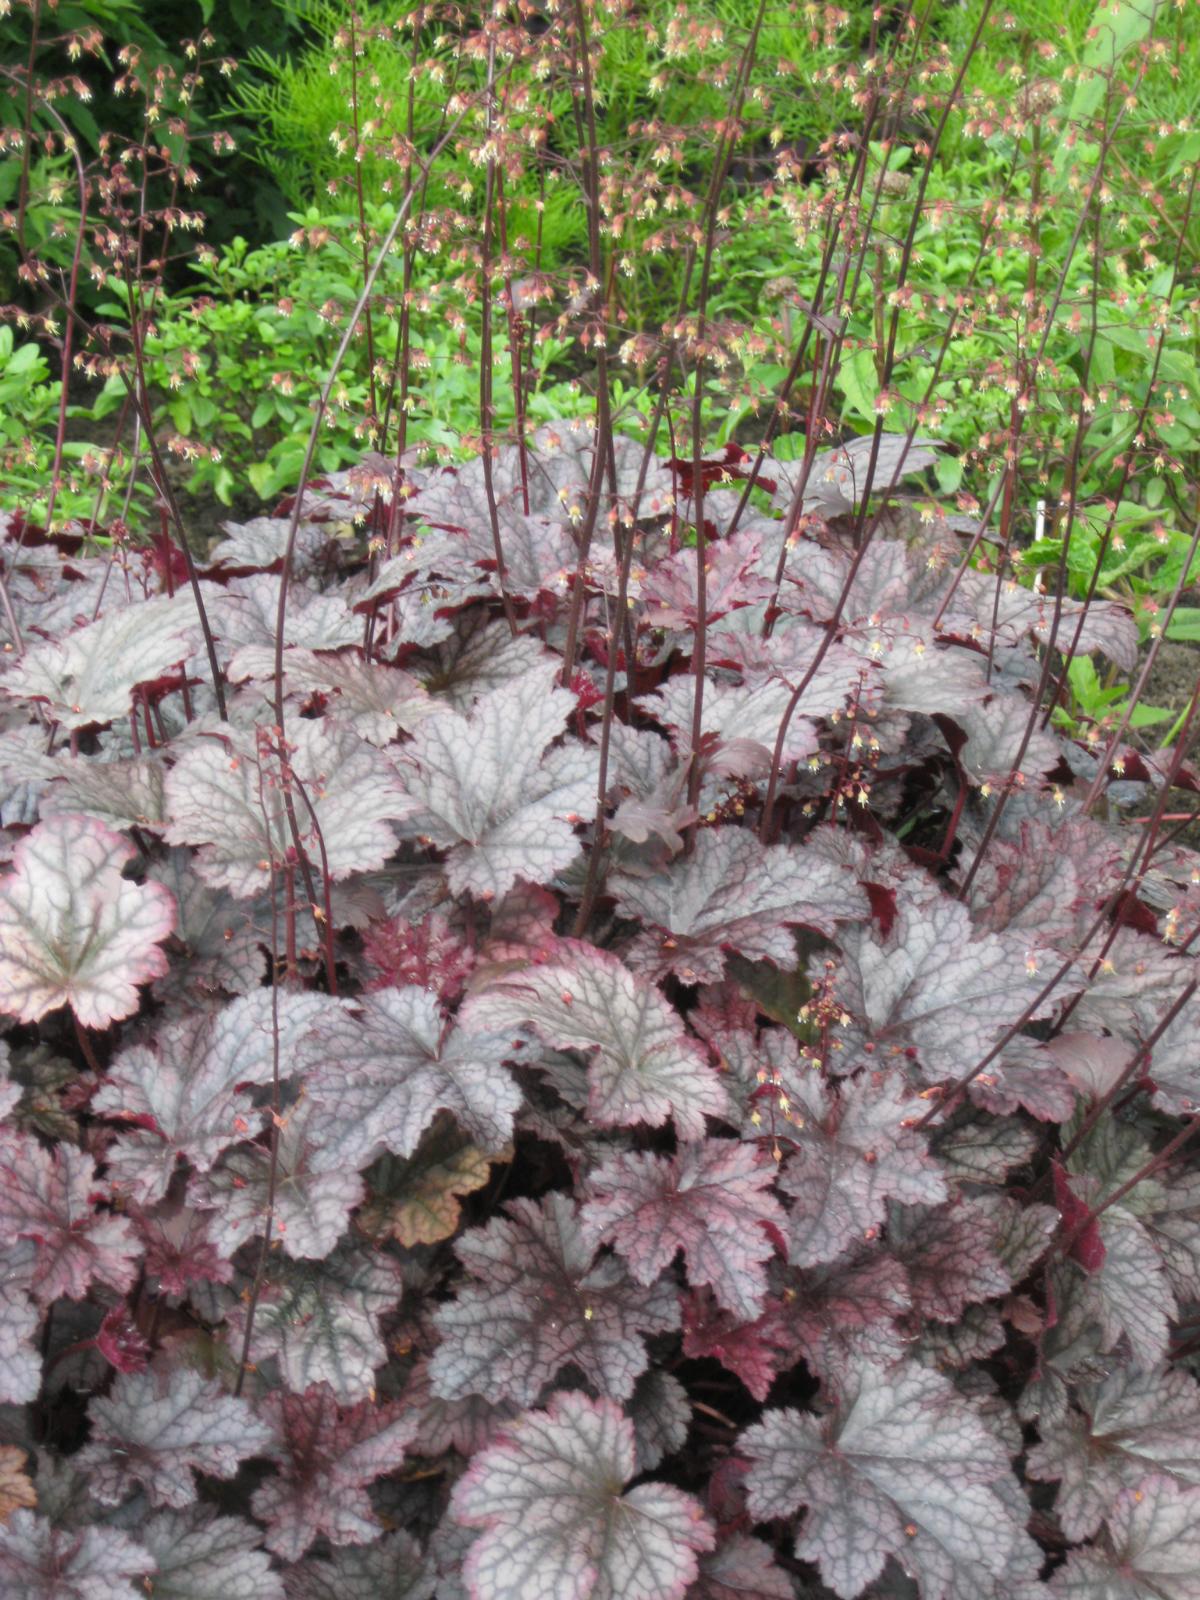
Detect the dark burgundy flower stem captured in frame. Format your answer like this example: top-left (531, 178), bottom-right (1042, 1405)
top-left (235, 804), bottom-right (284, 1400)
top-left (558, 0), bottom-right (617, 687)
top-left (479, 40), bottom-right (520, 639)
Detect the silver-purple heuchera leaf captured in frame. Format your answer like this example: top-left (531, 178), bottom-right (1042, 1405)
top-left (391, 659), bottom-right (599, 898)
top-left (40, 753), bottom-right (169, 832)
top-left (641, 676), bottom-right (819, 776)
top-left (0, 814), bottom-right (175, 1027)
top-left (1049, 1477), bottom-right (1200, 1600)
top-left (282, 1532), bottom-right (436, 1600)
top-left (76, 1365), bottom-right (274, 1509)
top-left (830, 884), bottom-right (1053, 1082)
top-left (0, 1238), bottom-right (42, 1404)
top-left (776, 1072), bottom-right (948, 1269)
top-left (740, 1357), bottom-right (1038, 1599)
top-left (465, 942), bottom-right (727, 1138)
top-left (0, 1129), bottom-right (140, 1300)
top-left (686, 1534), bottom-right (796, 1600)
top-left (303, 985), bottom-right (526, 1172)
top-left (627, 1367), bottom-right (690, 1473)
top-left (125, 1507), bottom-right (285, 1600)
top-left (581, 1139), bottom-right (785, 1320)
top-left (165, 719), bottom-right (410, 898)
top-left (641, 529), bottom-right (775, 629)
top-left (227, 646), bottom-right (434, 745)
top-left (0, 1510), bottom-right (152, 1600)
top-left (1, 590), bottom-right (199, 730)
top-left (225, 1242), bottom-right (405, 1403)
top-left (94, 989), bottom-right (336, 1204)
top-left (770, 435), bottom-right (940, 518)
top-left (451, 1389), bottom-right (714, 1600)
top-left (147, 849), bottom-right (268, 998)
top-left (250, 1384), bottom-right (418, 1562)
top-left (1027, 1365), bottom-right (1200, 1542)
top-left (614, 828), bottom-right (867, 984)
top-left (885, 1198), bottom-right (1012, 1323)
top-left (430, 1191), bottom-right (679, 1405)
top-left (189, 1096), bottom-right (366, 1260)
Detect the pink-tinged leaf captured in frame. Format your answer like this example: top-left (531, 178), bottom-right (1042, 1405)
top-left (228, 1243), bottom-right (405, 1404)
top-left (1052, 1161), bottom-right (1106, 1272)
top-left (954, 695), bottom-right (1065, 787)
top-left (133, 1201), bottom-right (233, 1295)
top-left (363, 910), bottom-right (475, 1000)
top-left (709, 617), bottom-right (872, 720)
top-left (451, 1389), bottom-right (714, 1600)
top-left (1051, 1476), bottom-right (1200, 1599)
top-left (681, 1289), bottom-right (794, 1402)
top-left (206, 510), bottom-right (335, 576)
top-left (211, 573), bottom-right (359, 653)
top-left (165, 720), bottom-right (410, 900)
top-left (430, 1192), bottom-right (679, 1406)
top-left (831, 884), bottom-right (1054, 1082)
top-left (581, 1140), bottom-right (784, 1320)
top-left (403, 1357), bottom-right (520, 1458)
top-left (1069, 928), bottom-right (1190, 1046)
top-left (227, 647), bottom-right (433, 745)
top-left (251, 1384), bottom-right (417, 1562)
top-left (972, 1035), bottom-right (1078, 1123)
top-left (778, 1072), bottom-right (948, 1268)
top-left (77, 1365), bottom-right (274, 1509)
top-left (521, 421), bottom-right (678, 523)
top-left (391, 660), bottom-right (599, 898)
top-left (686, 1534), bottom-right (795, 1600)
top-left (0, 1130), bottom-right (140, 1300)
top-left (641, 677), bottom-right (818, 777)
top-left (1047, 1032), bottom-right (1141, 1104)
top-left (741, 1359), bottom-right (1038, 1600)
top-left (464, 943), bottom-right (727, 1139)
top-left (95, 1306), bottom-right (150, 1374)
top-left (190, 1097), bottom-right (365, 1260)
top-left (615, 829), bottom-right (867, 985)
top-left (642, 530), bottom-right (775, 629)
top-left (304, 986), bottom-right (525, 1173)
top-left (418, 613), bottom-right (554, 711)
top-left (1029, 1366), bottom-right (1200, 1542)
top-left (962, 817), bottom-right (1122, 945)
top-left (353, 538), bottom-right (492, 652)
top-left (783, 1249), bottom-right (912, 1384)
top-left (0, 814), bottom-right (175, 1028)
top-left (0, 1239), bottom-right (42, 1404)
top-left (0, 1510), bottom-right (152, 1600)
top-left (129, 1507), bottom-right (285, 1600)
top-left (954, 569), bottom-right (1139, 674)
top-left (857, 629), bottom-right (991, 718)
top-left (94, 990), bottom-right (337, 1204)
top-left (282, 1532), bottom-right (436, 1600)
top-left (2, 590), bottom-right (199, 729)
top-left (886, 1199), bottom-right (1012, 1322)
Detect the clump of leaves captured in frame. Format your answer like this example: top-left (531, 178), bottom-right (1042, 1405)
top-left (3, 404), bottom-right (1199, 1598)
top-left (4, 0), bottom-right (1200, 1595)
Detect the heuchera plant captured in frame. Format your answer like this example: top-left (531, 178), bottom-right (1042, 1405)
top-left (2, 416), bottom-right (1199, 1600)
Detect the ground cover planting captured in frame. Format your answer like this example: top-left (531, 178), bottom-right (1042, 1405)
top-left (2, 0), bottom-right (1200, 1595)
